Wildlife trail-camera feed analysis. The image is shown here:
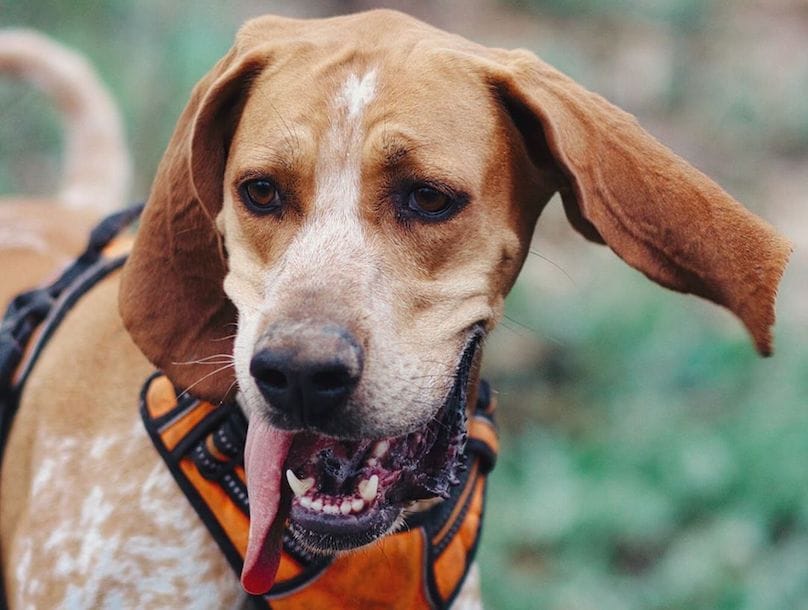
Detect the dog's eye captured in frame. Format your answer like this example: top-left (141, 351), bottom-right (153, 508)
top-left (408, 187), bottom-right (453, 218)
top-left (241, 179), bottom-right (280, 213)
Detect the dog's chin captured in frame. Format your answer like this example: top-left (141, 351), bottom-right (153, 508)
top-left (282, 330), bottom-right (482, 555)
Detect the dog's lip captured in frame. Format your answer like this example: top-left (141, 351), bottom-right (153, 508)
top-left (281, 325), bottom-right (484, 553)
top-left (288, 500), bottom-right (402, 552)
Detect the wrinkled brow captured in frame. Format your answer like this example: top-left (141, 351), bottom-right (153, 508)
top-left (232, 142), bottom-right (303, 175)
top-left (378, 134), bottom-right (433, 170)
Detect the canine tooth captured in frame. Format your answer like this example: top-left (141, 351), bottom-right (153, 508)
top-left (351, 498), bottom-right (365, 512)
top-left (286, 469), bottom-right (315, 497)
top-left (340, 500), bottom-right (352, 515)
top-left (360, 475), bottom-right (379, 502)
top-left (324, 504), bottom-right (339, 515)
top-left (300, 496), bottom-right (312, 509)
top-left (373, 441), bottom-right (390, 458)
top-left (311, 498), bottom-right (323, 511)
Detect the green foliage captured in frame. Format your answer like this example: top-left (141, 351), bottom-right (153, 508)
top-left (479, 257), bottom-right (808, 609)
top-left (507, 0), bottom-right (712, 29)
top-left (1, 0), bottom-right (235, 196)
top-left (0, 81), bottom-right (61, 195)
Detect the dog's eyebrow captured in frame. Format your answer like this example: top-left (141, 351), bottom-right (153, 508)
top-left (235, 144), bottom-right (302, 177)
top-left (382, 141), bottom-right (413, 167)
top-left (380, 135), bottom-right (440, 173)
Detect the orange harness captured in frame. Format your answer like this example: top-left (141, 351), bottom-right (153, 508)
top-left (0, 206), bottom-right (500, 609)
top-left (141, 372), bottom-right (498, 609)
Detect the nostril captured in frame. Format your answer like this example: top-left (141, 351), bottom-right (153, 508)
top-left (311, 368), bottom-right (353, 393)
top-left (261, 368), bottom-right (289, 390)
top-left (250, 351), bottom-right (291, 393)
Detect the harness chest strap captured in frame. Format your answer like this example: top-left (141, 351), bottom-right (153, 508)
top-left (140, 373), bottom-right (499, 609)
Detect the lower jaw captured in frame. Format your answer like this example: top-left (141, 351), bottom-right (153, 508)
top-left (288, 503), bottom-right (402, 552)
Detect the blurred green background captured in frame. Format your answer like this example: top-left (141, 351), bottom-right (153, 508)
top-left (2, 1), bottom-right (807, 608)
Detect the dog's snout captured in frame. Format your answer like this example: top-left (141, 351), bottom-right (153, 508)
top-left (250, 323), bottom-right (363, 426)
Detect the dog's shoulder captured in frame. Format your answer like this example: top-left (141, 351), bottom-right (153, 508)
top-left (1, 271), bottom-right (244, 607)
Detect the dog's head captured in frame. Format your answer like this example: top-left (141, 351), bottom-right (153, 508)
top-left (120, 10), bottom-right (789, 594)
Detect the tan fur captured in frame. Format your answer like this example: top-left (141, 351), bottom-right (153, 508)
top-left (1, 276), bottom-right (241, 608)
top-left (0, 30), bottom-right (130, 308)
top-left (1, 11), bottom-right (790, 608)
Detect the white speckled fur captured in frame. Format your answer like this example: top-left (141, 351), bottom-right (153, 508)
top-left (15, 414), bottom-right (241, 609)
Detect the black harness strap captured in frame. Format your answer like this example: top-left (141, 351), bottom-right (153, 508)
top-left (0, 204), bottom-right (142, 461)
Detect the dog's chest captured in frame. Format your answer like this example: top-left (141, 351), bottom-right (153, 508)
top-left (10, 413), bottom-right (242, 609)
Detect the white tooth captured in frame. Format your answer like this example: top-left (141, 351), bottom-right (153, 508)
top-left (373, 441), bottom-right (390, 458)
top-left (351, 498), bottom-right (365, 513)
top-left (286, 469), bottom-right (315, 497)
top-left (360, 474), bottom-right (379, 502)
top-left (300, 496), bottom-right (312, 509)
top-left (311, 498), bottom-right (323, 511)
top-left (324, 504), bottom-right (339, 515)
top-left (340, 500), bottom-right (352, 515)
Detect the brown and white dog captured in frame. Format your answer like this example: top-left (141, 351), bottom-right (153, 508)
top-left (0, 11), bottom-right (790, 609)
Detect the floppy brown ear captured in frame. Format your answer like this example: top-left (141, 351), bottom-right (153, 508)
top-left (119, 43), bottom-right (267, 400)
top-left (489, 49), bottom-right (791, 355)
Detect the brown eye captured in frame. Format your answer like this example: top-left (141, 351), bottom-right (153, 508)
top-left (409, 187), bottom-right (452, 217)
top-left (241, 179), bottom-right (280, 213)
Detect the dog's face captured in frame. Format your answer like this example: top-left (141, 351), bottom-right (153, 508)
top-left (219, 52), bottom-right (547, 439)
top-left (120, 9), bottom-right (789, 595)
top-left (213, 39), bottom-right (554, 578)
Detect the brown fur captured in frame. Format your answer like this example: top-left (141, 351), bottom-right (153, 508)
top-left (2, 11), bottom-right (790, 608)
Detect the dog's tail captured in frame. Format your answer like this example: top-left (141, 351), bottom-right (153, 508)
top-left (0, 29), bottom-right (130, 212)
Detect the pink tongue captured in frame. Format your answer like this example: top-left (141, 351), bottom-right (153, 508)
top-left (241, 419), bottom-right (294, 595)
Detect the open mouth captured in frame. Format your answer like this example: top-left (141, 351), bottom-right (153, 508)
top-left (240, 328), bottom-right (483, 595)
top-left (284, 374), bottom-right (469, 549)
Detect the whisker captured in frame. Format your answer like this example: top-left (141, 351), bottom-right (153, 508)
top-left (177, 363), bottom-right (235, 400)
top-left (501, 315), bottom-right (563, 346)
top-left (528, 248), bottom-right (576, 286)
top-left (210, 334), bottom-right (238, 342)
top-left (171, 353), bottom-right (235, 366)
top-left (174, 360), bottom-right (234, 366)
top-left (217, 378), bottom-right (240, 407)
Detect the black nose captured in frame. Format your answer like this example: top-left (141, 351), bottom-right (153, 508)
top-left (250, 323), bottom-right (363, 426)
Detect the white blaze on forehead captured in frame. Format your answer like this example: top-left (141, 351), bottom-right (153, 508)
top-left (263, 69), bottom-right (379, 292)
top-left (339, 70), bottom-right (378, 119)
top-left (316, 68), bottom-right (377, 214)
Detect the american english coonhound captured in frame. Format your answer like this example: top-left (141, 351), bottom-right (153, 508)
top-left (0, 10), bottom-right (791, 609)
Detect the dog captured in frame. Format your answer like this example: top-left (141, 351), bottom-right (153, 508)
top-left (0, 11), bottom-right (790, 609)
top-left (0, 29), bottom-right (130, 309)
